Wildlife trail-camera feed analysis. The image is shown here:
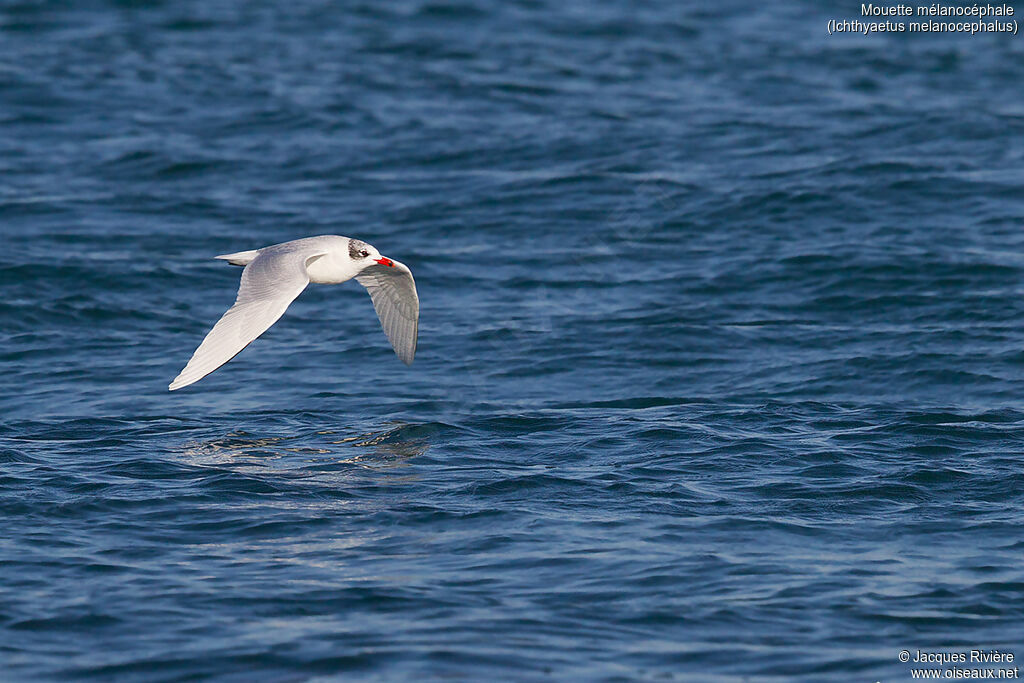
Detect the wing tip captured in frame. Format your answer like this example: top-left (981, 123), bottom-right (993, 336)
top-left (168, 373), bottom-right (195, 391)
top-left (398, 343), bottom-right (416, 366)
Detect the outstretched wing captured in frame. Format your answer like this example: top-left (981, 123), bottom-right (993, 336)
top-left (169, 248), bottom-right (327, 390)
top-left (355, 259), bottom-right (419, 365)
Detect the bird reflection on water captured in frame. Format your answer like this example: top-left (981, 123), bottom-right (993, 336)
top-left (179, 421), bottom-right (432, 478)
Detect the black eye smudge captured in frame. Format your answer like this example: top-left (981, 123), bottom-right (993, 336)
top-left (348, 238), bottom-right (370, 260)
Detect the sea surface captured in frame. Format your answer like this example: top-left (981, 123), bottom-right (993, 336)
top-left (2, 1), bottom-right (1024, 680)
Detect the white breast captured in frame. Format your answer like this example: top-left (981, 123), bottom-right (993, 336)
top-left (305, 248), bottom-right (361, 285)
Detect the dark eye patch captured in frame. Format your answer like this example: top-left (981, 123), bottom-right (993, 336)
top-left (348, 238), bottom-right (370, 260)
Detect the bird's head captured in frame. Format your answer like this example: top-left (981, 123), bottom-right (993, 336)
top-left (348, 239), bottom-right (396, 268)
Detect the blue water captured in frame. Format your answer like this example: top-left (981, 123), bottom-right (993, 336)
top-left (3, 1), bottom-right (1024, 680)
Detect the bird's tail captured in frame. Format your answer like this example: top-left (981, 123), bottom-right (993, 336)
top-left (214, 249), bottom-right (259, 266)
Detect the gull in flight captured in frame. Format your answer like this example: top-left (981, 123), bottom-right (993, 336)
top-left (169, 235), bottom-right (418, 391)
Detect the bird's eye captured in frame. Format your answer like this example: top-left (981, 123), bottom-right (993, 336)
top-left (359, 250), bottom-right (369, 258)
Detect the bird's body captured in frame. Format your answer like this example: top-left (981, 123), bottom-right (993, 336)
top-left (169, 235), bottom-right (418, 391)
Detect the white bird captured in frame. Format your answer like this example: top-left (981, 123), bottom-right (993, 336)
top-left (169, 235), bottom-right (418, 391)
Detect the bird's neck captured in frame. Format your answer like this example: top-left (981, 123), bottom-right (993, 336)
top-left (306, 252), bottom-right (361, 285)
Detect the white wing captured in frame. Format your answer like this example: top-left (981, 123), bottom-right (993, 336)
top-left (355, 259), bottom-right (419, 365)
top-left (169, 247), bottom-right (328, 390)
